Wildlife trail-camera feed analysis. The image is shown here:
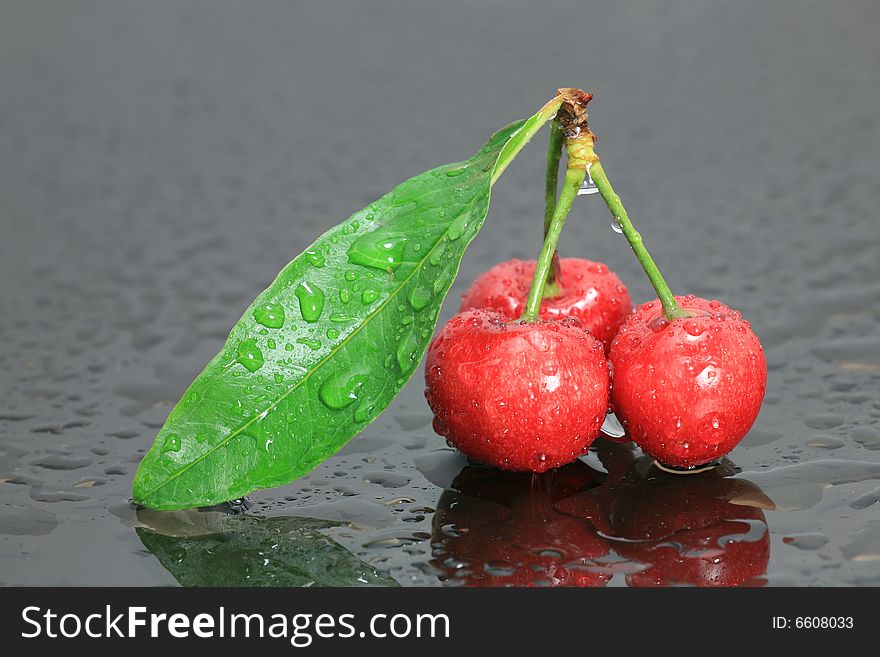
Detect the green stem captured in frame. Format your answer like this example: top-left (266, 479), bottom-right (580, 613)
top-left (543, 120), bottom-right (564, 294)
top-left (544, 121), bottom-right (564, 234)
top-left (491, 97), bottom-right (563, 186)
top-left (588, 159), bottom-right (689, 320)
top-left (520, 152), bottom-right (586, 323)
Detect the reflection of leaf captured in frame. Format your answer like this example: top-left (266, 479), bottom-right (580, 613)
top-left (132, 117), bottom-right (537, 511)
top-left (136, 513), bottom-right (397, 587)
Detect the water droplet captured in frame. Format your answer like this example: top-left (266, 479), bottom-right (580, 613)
top-left (273, 372), bottom-right (284, 384)
top-left (236, 339), bottom-right (264, 372)
top-left (444, 167), bottom-right (466, 177)
top-left (327, 328), bottom-right (340, 340)
top-left (649, 317), bottom-right (670, 333)
top-left (683, 320), bottom-right (705, 336)
top-left (329, 312), bottom-right (351, 323)
top-left (396, 326), bottom-right (421, 374)
top-left (344, 271), bottom-right (358, 282)
top-left (577, 171), bottom-right (599, 195)
top-left (253, 302), bottom-right (285, 329)
top-left (361, 288), bottom-right (380, 304)
top-left (347, 228), bottom-right (408, 272)
top-left (294, 282), bottom-right (325, 322)
top-left (447, 211), bottom-right (472, 241)
top-left (541, 361), bottom-right (558, 376)
top-left (408, 285), bottom-right (432, 310)
top-left (433, 268), bottom-right (452, 294)
top-left (296, 337), bottom-right (322, 350)
top-left (305, 249), bottom-right (325, 267)
top-left (610, 216), bottom-right (624, 233)
top-left (266, 338), bottom-right (276, 349)
top-left (319, 371), bottom-right (369, 410)
top-left (160, 433), bottom-right (181, 454)
top-left (339, 289), bottom-right (351, 304)
top-left (429, 242), bottom-right (447, 266)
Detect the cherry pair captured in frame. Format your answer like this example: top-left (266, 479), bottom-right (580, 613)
top-left (424, 258), bottom-right (767, 472)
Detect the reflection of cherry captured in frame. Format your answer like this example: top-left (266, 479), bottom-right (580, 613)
top-left (431, 461), bottom-right (610, 587)
top-left (557, 450), bottom-right (770, 587)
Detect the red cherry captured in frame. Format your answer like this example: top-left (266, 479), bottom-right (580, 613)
top-left (424, 309), bottom-right (610, 472)
top-left (609, 296), bottom-right (767, 468)
top-left (459, 258), bottom-right (631, 351)
top-left (556, 453), bottom-right (770, 587)
top-left (431, 462), bottom-right (610, 587)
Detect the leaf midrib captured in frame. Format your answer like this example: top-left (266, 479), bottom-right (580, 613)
top-left (139, 171), bottom-right (495, 500)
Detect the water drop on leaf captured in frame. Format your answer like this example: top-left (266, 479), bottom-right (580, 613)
top-left (433, 268), bottom-right (452, 294)
top-left (305, 249), bottom-right (325, 267)
top-left (408, 285), bottom-right (432, 310)
top-left (253, 302), bottom-right (285, 329)
top-left (396, 326), bottom-right (421, 374)
top-left (161, 433), bottom-right (182, 454)
top-left (319, 371), bottom-right (369, 410)
top-left (429, 242), bottom-right (446, 266)
top-left (236, 339), bottom-right (265, 372)
top-left (294, 282), bottom-right (325, 322)
top-left (447, 211), bottom-right (471, 241)
top-left (347, 228), bottom-right (408, 272)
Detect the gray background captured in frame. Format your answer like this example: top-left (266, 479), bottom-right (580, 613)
top-left (1, 0), bottom-right (879, 585)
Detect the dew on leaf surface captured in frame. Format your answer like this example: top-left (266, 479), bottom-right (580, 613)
top-left (294, 282), bottom-right (325, 322)
top-left (253, 302), bottom-right (285, 329)
top-left (347, 228), bottom-right (408, 272)
top-left (236, 339), bottom-right (265, 372)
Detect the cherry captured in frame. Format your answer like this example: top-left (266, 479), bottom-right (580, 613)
top-left (431, 462), bottom-right (610, 587)
top-left (556, 452), bottom-right (770, 587)
top-left (424, 308), bottom-right (609, 472)
top-left (459, 258), bottom-right (631, 350)
top-left (609, 295), bottom-right (767, 468)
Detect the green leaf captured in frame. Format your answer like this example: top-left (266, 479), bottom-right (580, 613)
top-left (133, 116), bottom-right (532, 510)
top-left (136, 511), bottom-right (397, 587)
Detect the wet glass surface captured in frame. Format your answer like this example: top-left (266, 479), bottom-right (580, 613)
top-left (1, 0), bottom-right (879, 586)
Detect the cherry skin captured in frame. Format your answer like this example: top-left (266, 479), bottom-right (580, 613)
top-left (459, 258), bottom-right (631, 351)
top-left (431, 462), bottom-right (610, 587)
top-left (608, 295), bottom-right (767, 468)
top-left (424, 309), bottom-right (610, 472)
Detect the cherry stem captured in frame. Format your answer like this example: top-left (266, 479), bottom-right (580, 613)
top-left (520, 137), bottom-right (587, 323)
top-left (542, 120), bottom-right (564, 296)
top-left (587, 155), bottom-right (689, 320)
